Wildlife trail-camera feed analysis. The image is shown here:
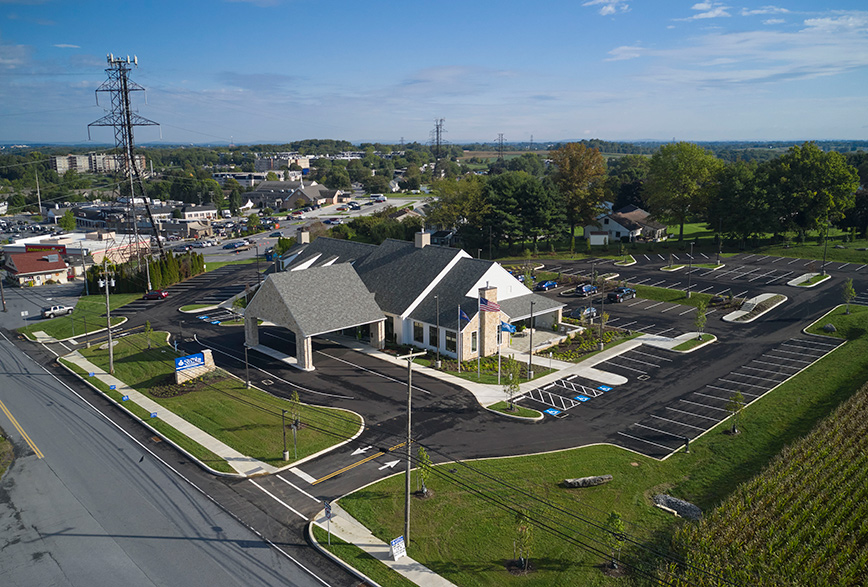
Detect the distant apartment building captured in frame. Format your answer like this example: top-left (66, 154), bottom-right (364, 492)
top-left (212, 172), bottom-right (269, 188)
top-left (51, 153), bottom-right (146, 174)
top-left (254, 155), bottom-right (310, 172)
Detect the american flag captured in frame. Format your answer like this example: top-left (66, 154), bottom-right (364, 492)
top-left (479, 296), bottom-right (501, 312)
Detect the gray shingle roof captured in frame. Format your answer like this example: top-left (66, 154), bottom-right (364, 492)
top-left (498, 293), bottom-right (565, 322)
top-left (353, 239), bottom-right (465, 316)
top-left (407, 257), bottom-right (490, 329)
top-left (246, 264), bottom-right (383, 338)
top-left (286, 237), bottom-right (378, 269)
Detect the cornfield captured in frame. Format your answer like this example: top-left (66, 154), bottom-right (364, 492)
top-left (658, 381), bottom-right (868, 586)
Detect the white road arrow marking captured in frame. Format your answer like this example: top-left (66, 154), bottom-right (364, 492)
top-left (378, 460), bottom-right (400, 470)
top-left (352, 445), bottom-right (373, 456)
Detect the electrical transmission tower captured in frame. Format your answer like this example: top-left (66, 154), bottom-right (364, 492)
top-left (430, 118), bottom-right (446, 161)
top-left (88, 54), bottom-right (166, 270)
top-left (496, 133), bottom-right (505, 160)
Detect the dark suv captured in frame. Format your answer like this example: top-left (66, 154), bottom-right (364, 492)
top-left (607, 287), bottom-right (637, 303)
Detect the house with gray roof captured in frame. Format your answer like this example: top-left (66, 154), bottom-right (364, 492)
top-left (246, 231), bottom-right (564, 369)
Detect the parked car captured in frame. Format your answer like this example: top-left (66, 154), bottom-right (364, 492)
top-left (269, 231), bottom-right (284, 238)
top-left (41, 305), bottom-right (73, 319)
top-left (575, 284), bottom-right (598, 297)
top-left (569, 306), bottom-right (598, 320)
top-left (607, 287), bottom-right (637, 303)
top-left (191, 241), bottom-right (207, 248)
top-left (143, 290), bottom-right (168, 300)
top-left (222, 241), bottom-right (245, 250)
top-left (534, 280), bottom-right (558, 292)
top-left (348, 202), bottom-right (361, 210)
top-left (336, 206), bottom-right (348, 211)
top-left (173, 244), bottom-right (192, 252)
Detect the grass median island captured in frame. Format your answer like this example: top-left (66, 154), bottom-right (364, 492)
top-left (795, 273), bottom-right (831, 287)
top-left (487, 401), bottom-right (542, 419)
top-left (338, 311), bottom-right (868, 586)
top-left (414, 354), bottom-right (555, 384)
top-left (631, 284), bottom-right (713, 308)
top-left (76, 332), bottom-right (362, 468)
top-left (19, 292), bottom-right (140, 341)
top-left (672, 333), bottom-right (714, 351)
top-left (311, 525), bottom-right (417, 587)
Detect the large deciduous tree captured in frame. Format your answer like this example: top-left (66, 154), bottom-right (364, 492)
top-left (646, 142), bottom-right (723, 242)
top-left (760, 142), bottom-right (859, 241)
top-left (549, 143), bottom-right (607, 252)
top-left (706, 161), bottom-right (770, 246)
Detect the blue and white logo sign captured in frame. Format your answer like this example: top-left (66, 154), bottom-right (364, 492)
top-left (573, 395), bottom-right (590, 402)
top-left (544, 408), bottom-right (562, 416)
top-left (175, 352), bottom-right (205, 372)
top-left (597, 385), bottom-right (613, 392)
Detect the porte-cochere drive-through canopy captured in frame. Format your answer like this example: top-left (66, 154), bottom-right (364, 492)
top-left (244, 264), bottom-right (385, 370)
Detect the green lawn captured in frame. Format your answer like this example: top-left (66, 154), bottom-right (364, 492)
top-left (487, 401), bottom-right (542, 418)
top-left (630, 284), bottom-right (713, 308)
top-left (311, 525), bottom-right (417, 587)
top-left (19, 293), bottom-right (140, 341)
top-left (78, 332), bottom-right (363, 467)
top-left (672, 333), bottom-right (714, 351)
top-left (794, 273), bottom-right (831, 287)
top-left (338, 309), bottom-right (868, 586)
top-left (180, 303), bottom-right (215, 312)
top-left (203, 259), bottom-right (257, 272)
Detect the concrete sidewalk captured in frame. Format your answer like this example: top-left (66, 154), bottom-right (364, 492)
top-left (311, 502), bottom-right (458, 587)
top-left (62, 350), bottom-right (277, 476)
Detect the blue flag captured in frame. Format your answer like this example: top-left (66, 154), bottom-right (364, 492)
top-left (500, 321), bottom-right (516, 333)
top-left (459, 308), bottom-right (471, 322)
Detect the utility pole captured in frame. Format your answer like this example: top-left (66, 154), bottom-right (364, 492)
top-left (102, 257), bottom-right (115, 374)
top-left (35, 171), bottom-right (42, 219)
top-left (282, 409), bottom-right (289, 461)
top-left (397, 350), bottom-right (426, 547)
top-left (717, 218), bottom-right (722, 266)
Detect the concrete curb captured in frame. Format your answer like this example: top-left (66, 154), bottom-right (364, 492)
top-left (788, 272), bottom-right (832, 288)
top-left (722, 293), bottom-right (787, 323)
top-left (483, 404), bottom-right (544, 422)
top-left (306, 520), bottom-right (384, 587)
top-left (29, 316), bottom-right (129, 344)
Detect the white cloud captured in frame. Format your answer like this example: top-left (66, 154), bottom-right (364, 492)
top-left (677, 2), bottom-right (731, 21)
top-left (741, 6), bottom-right (790, 16)
top-left (582, 0), bottom-right (630, 16)
top-left (606, 44), bottom-right (644, 61)
top-left (763, 18), bottom-right (785, 25)
top-left (53, 44), bottom-right (80, 49)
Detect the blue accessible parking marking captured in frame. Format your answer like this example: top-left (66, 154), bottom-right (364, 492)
top-left (598, 385), bottom-right (613, 392)
top-left (210, 320), bottom-right (221, 325)
top-left (544, 408), bottom-right (562, 416)
top-left (198, 315), bottom-right (208, 320)
top-left (573, 395), bottom-right (590, 402)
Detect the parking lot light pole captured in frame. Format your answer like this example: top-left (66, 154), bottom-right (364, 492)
top-left (598, 290), bottom-right (605, 351)
top-left (254, 243), bottom-right (261, 286)
top-left (244, 344), bottom-right (250, 389)
top-left (397, 350), bottom-right (427, 546)
top-left (686, 242), bottom-right (694, 298)
top-left (528, 301), bottom-right (535, 380)
top-left (821, 219), bottom-right (829, 276)
top-left (435, 295), bottom-right (440, 367)
top-left (281, 409), bottom-right (289, 461)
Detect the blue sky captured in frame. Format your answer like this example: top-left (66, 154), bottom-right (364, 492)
top-left (1, 0), bottom-right (866, 145)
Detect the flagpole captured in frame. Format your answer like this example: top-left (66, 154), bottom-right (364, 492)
top-left (497, 319), bottom-right (502, 385)
top-left (457, 306), bottom-right (461, 373)
top-left (477, 296), bottom-right (481, 380)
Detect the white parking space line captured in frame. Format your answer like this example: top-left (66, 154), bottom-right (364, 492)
top-left (633, 350), bottom-right (672, 361)
top-left (634, 423), bottom-right (687, 440)
top-left (771, 349), bottom-right (815, 359)
top-left (619, 321), bottom-right (637, 329)
top-left (788, 258), bottom-right (800, 264)
top-left (632, 278), bottom-right (650, 285)
top-left (734, 267), bottom-right (761, 279)
top-left (603, 361), bottom-right (648, 374)
top-left (618, 432), bottom-right (674, 451)
top-left (838, 263), bottom-right (850, 270)
top-left (645, 301), bottom-right (664, 309)
top-left (705, 309), bottom-right (718, 315)
top-left (628, 300), bottom-right (646, 307)
top-left (681, 399), bottom-right (729, 413)
top-left (678, 307), bottom-right (695, 316)
top-left (660, 305), bottom-right (680, 313)
top-left (707, 384), bottom-right (759, 397)
top-left (781, 342), bottom-right (826, 353)
top-left (718, 378), bottom-right (768, 389)
top-left (696, 286), bottom-right (714, 293)
top-left (856, 265), bottom-right (866, 271)
top-left (734, 290), bottom-right (749, 298)
top-left (803, 259), bottom-right (813, 265)
top-left (752, 359), bottom-right (801, 369)
top-left (658, 254), bottom-right (665, 260)
top-left (617, 355), bottom-right (660, 368)
top-left (648, 280), bottom-right (666, 287)
top-left (643, 254), bottom-right (650, 261)
top-left (743, 254), bottom-right (756, 260)
top-left (794, 338), bottom-right (840, 349)
top-left (749, 270), bottom-right (777, 282)
top-left (277, 475), bottom-right (322, 502)
top-left (701, 253), bottom-right (709, 259)
top-left (650, 414), bottom-right (705, 431)
top-left (755, 255), bottom-right (769, 261)
top-left (766, 270), bottom-right (793, 283)
top-left (653, 327), bottom-right (675, 336)
top-left (741, 365), bottom-right (789, 375)
top-left (607, 317), bottom-right (622, 324)
top-left (672, 254), bottom-right (680, 260)
top-left (694, 392), bottom-right (728, 403)
top-left (732, 372), bottom-right (785, 383)
top-left (667, 406), bottom-right (719, 422)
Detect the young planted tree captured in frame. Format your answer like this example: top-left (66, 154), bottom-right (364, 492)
top-left (843, 277), bottom-right (856, 315)
top-left (515, 509), bottom-right (534, 572)
top-left (694, 299), bottom-right (708, 340)
top-left (503, 357), bottom-right (522, 411)
top-left (144, 320), bottom-right (153, 349)
top-left (604, 511), bottom-right (626, 570)
top-left (417, 445), bottom-right (432, 497)
top-left (726, 391), bottom-right (746, 434)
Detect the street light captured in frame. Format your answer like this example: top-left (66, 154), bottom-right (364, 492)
top-left (598, 288), bottom-right (605, 351)
top-left (435, 295), bottom-right (440, 367)
top-left (821, 218), bottom-right (829, 276)
top-left (281, 409), bottom-right (289, 461)
top-left (254, 243), bottom-right (261, 286)
top-left (528, 301), bottom-right (535, 380)
top-left (686, 241), bottom-right (695, 298)
top-left (397, 350), bottom-right (427, 546)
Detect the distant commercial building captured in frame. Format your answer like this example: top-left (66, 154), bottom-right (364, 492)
top-left (254, 156), bottom-right (310, 172)
top-left (50, 153), bottom-right (146, 175)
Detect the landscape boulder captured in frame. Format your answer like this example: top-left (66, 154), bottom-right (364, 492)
top-left (563, 475), bottom-right (613, 488)
top-left (823, 323), bottom-right (837, 333)
top-left (653, 494), bottom-right (702, 520)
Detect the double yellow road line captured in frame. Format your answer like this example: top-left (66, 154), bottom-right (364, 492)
top-left (0, 399), bottom-right (44, 459)
top-left (312, 441), bottom-right (406, 486)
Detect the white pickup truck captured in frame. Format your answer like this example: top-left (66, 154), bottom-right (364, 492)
top-left (41, 304), bottom-right (73, 319)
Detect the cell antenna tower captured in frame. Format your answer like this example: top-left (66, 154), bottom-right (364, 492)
top-left (88, 54), bottom-right (165, 261)
top-left (496, 133), bottom-right (505, 160)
